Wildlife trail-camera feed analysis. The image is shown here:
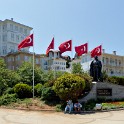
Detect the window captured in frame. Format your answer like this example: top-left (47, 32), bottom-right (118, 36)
top-left (3, 24), bottom-right (7, 31)
top-left (24, 56), bottom-right (29, 61)
top-left (2, 46), bottom-right (7, 55)
top-left (44, 61), bottom-right (47, 65)
top-left (21, 36), bottom-right (24, 41)
top-left (19, 27), bottom-right (23, 33)
top-left (8, 57), bottom-right (11, 62)
top-left (111, 70), bottom-right (114, 74)
top-left (110, 58), bottom-right (112, 64)
top-left (119, 60), bottom-right (121, 66)
top-left (10, 24), bottom-right (13, 30)
top-left (16, 55), bottom-right (20, 61)
top-left (106, 58), bottom-right (109, 64)
top-left (24, 29), bottom-right (27, 34)
top-left (11, 33), bottom-right (14, 41)
top-left (9, 46), bottom-right (15, 52)
top-left (2, 34), bottom-right (7, 42)
top-left (16, 35), bottom-right (19, 42)
top-left (15, 26), bottom-right (18, 31)
top-left (115, 59), bottom-right (117, 66)
top-left (29, 57), bottom-right (32, 62)
top-left (36, 58), bottom-right (39, 64)
top-left (11, 57), bottom-right (14, 61)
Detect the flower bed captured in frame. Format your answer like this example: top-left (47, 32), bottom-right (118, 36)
top-left (102, 102), bottom-right (124, 110)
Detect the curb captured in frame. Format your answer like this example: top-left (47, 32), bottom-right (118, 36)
top-left (0, 107), bottom-right (57, 112)
top-left (1, 107), bottom-right (124, 114)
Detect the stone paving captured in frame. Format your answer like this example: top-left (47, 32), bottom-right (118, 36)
top-left (0, 108), bottom-right (124, 124)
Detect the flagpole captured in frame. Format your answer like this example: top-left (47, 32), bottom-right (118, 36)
top-left (53, 36), bottom-right (56, 79)
top-left (101, 43), bottom-right (103, 71)
top-left (71, 39), bottom-right (73, 73)
top-left (33, 32), bottom-right (35, 98)
top-left (87, 41), bottom-right (90, 73)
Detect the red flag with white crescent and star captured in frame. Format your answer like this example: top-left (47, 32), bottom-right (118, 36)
top-left (58, 40), bottom-right (72, 54)
top-left (91, 45), bottom-right (102, 58)
top-left (18, 34), bottom-right (33, 50)
top-left (46, 37), bottom-right (54, 55)
top-left (75, 43), bottom-right (88, 56)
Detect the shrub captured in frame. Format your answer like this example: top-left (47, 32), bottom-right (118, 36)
top-left (53, 73), bottom-right (85, 101)
top-left (107, 76), bottom-right (118, 84)
top-left (0, 94), bottom-right (17, 105)
top-left (3, 87), bottom-right (14, 95)
top-left (34, 83), bottom-right (43, 97)
top-left (14, 83), bottom-right (32, 98)
top-left (41, 87), bottom-right (59, 102)
top-left (102, 70), bottom-right (108, 81)
top-left (84, 99), bottom-right (96, 110)
top-left (55, 104), bottom-right (63, 112)
top-left (107, 76), bottom-right (124, 86)
top-left (77, 73), bottom-right (92, 91)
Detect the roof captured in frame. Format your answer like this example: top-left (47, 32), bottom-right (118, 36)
top-left (3, 19), bottom-right (33, 30)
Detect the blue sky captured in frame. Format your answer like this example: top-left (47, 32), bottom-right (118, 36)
top-left (1, 0), bottom-right (124, 57)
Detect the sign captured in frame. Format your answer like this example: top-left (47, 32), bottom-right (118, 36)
top-left (97, 89), bottom-right (112, 96)
top-left (95, 103), bottom-right (102, 110)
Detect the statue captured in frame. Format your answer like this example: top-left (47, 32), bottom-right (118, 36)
top-left (90, 56), bottom-right (102, 82)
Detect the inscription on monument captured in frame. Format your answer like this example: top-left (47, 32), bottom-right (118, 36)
top-left (97, 89), bottom-right (112, 96)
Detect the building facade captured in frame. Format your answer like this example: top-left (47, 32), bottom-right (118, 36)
top-left (81, 50), bottom-right (124, 76)
top-left (4, 50), bottom-right (67, 72)
top-left (0, 18), bottom-right (32, 56)
top-left (41, 50), bottom-right (67, 72)
top-left (3, 48), bottom-right (124, 77)
top-left (4, 51), bottom-right (41, 70)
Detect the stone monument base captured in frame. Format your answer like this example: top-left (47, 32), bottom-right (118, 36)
top-left (79, 82), bottom-right (124, 103)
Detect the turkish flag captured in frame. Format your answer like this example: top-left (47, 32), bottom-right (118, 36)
top-left (18, 34), bottom-right (33, 50)
top-left (46, 37), bottom-right (54, 55)
top-left (91, 45), bottom-right (102, 58)
top-left (75, 43), bottom-right (88, 56)
top-left (59, 40), bottom-right (72, 54)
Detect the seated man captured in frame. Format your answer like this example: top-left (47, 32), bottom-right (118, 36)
top-left (64, 99), bottom-right (73, 113)
top-left (74, 101), bottom-right (82, 112)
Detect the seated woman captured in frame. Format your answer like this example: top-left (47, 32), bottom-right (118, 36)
top-left (74, 101), bottom-right (82, 112)
top-left (64, 99), bottom-right (73, 113)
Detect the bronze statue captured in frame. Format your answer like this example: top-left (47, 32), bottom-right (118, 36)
top-left (90, 56), bottom-right (102, 82)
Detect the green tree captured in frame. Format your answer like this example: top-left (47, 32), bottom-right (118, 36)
top-left (53, 73), bottom-right (85, 101)
top-left (42, 71), bottom-right (66, 86)
top-left (72, 63), bottom-right (84, 74)
top-left (0, 58), bottom-right (20, 95)
top-left (0, 58), bottom-right (6, 69)
top-left (17, 62), bottom-right (44, 85)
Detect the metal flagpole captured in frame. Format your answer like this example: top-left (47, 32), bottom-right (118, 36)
top-left (71, 39), bottom-right (73, 73)
top-left (101, 43), bottom-right (103, 71)
top-left (53, 36), bottom-right (56, 79)
top-left (87, 41), bottom-right (90, 73)
top-left (33, 32), bottom-right (35, 98)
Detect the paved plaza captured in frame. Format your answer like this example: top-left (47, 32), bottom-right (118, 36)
top-left (0, 108), bottom-right (124, 124)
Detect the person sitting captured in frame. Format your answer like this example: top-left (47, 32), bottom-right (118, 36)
top-left (64, 99), bottom-right (73, 113)
top-left (74, 101), bottom-right (82, 112)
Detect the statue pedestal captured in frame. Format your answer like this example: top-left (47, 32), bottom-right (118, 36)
top-left (79, 82), bottom-right (124, 103)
